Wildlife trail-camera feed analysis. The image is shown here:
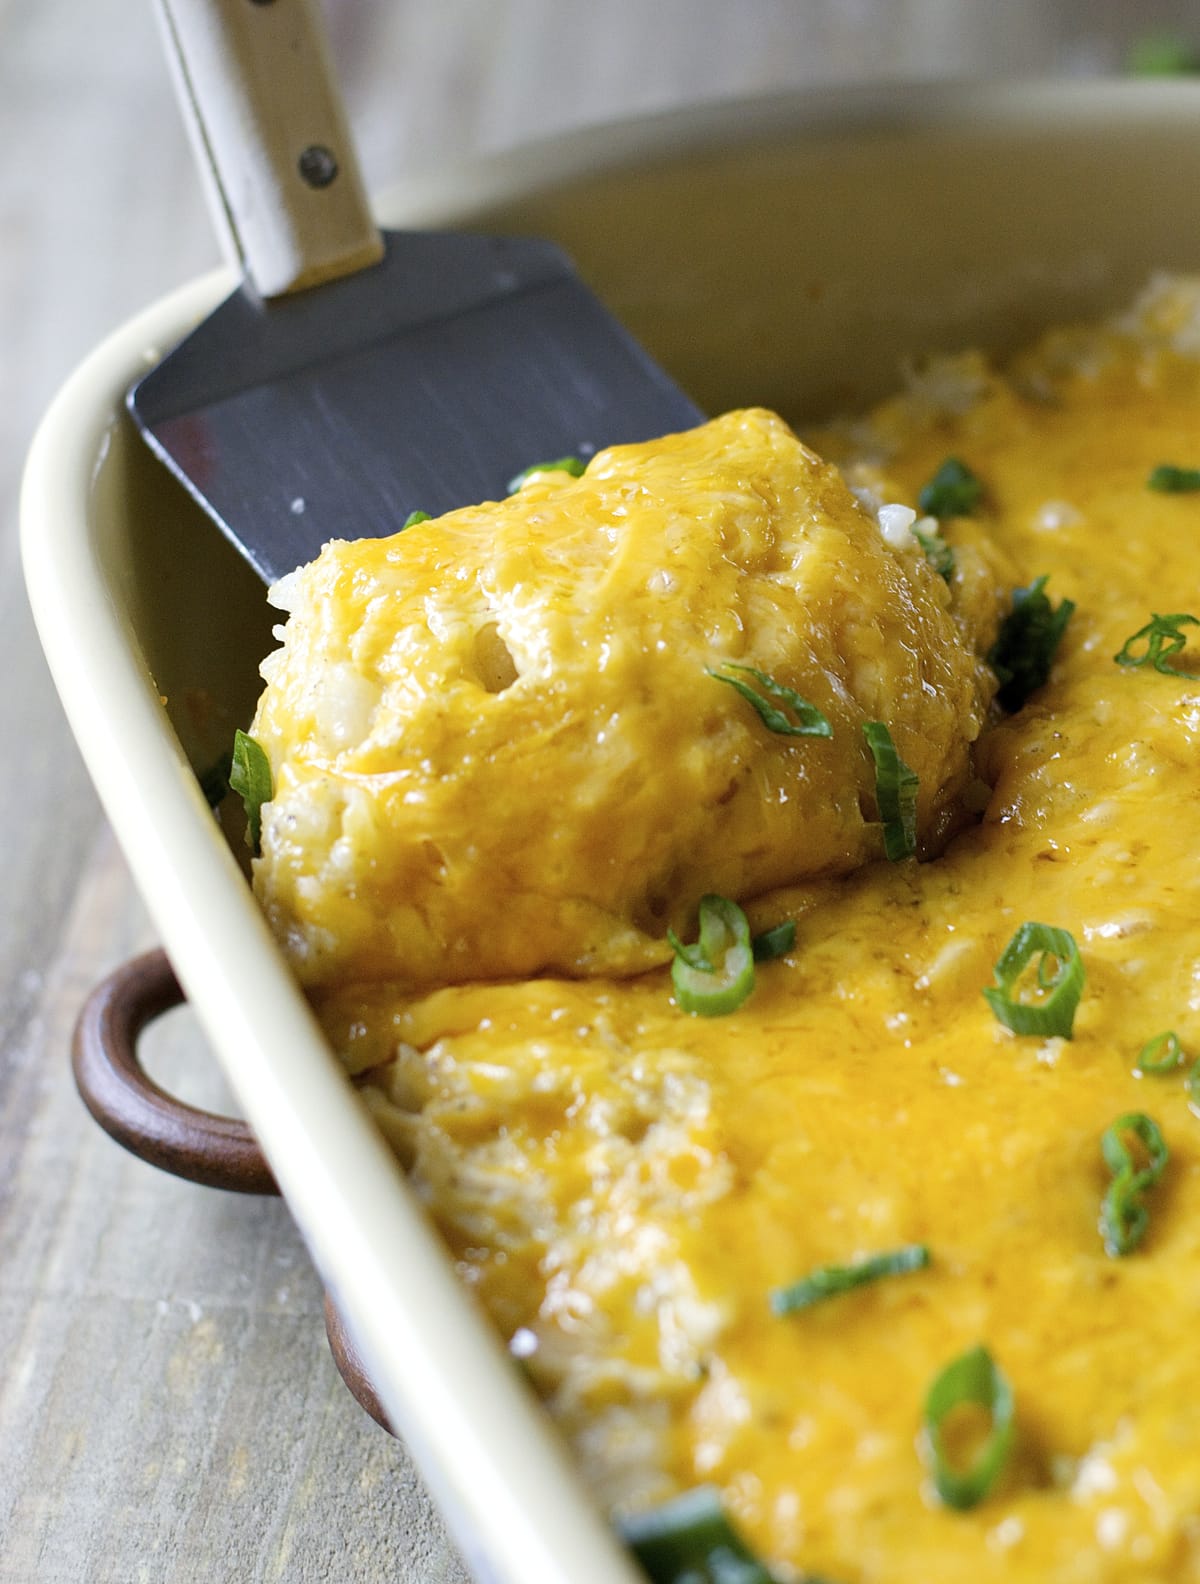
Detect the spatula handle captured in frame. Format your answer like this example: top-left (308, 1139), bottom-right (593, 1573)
top-left (155, 0), bottom-right (384, 297)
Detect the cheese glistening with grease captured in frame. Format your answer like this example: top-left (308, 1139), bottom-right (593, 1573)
top-left (247, 279), bottom-right (1200, 1584)
top-left (251, 408), bottom-right (1001, 989)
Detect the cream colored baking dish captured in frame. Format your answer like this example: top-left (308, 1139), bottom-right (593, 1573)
top-left (21, 79), bottom-right (1200, 1584)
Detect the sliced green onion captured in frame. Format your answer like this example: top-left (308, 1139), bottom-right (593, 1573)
top-left (1114, 612), bottom-right (1200, 675)
top-left (666, 932), bottom-right (710, 972)
top-left (917, 457), bottom-right (985, 519)
top-left (229, 729), bottom-right (273, 857)
top-left (983, 922), bottom-right (1084, 1038)
top-left (1099, 1112), bottom-right (1168, 1257)
top-left (507, 455), bottom-right (586, 493)
top-left (751, 920), bottom-right (796, 963)
top-left (1101, 1112), bottom-right (1168, 1181)
top-left (912, 523), bottom-right (956, 580)
top-left (922, 1345), bottom-right (1015, 1511)
top-left (669, 895), bottom-right (755, 1017)
top-left (1136, 1031), bottom-right (1184, 1075)
top-left (1132, 1031), bottom-right (1200, 1111)
top-left (862, 721), bottom-right (918, 861)
top-left (987, 575), bottom-right (1075, 712)
top-left (1147, 463), bottom-right (1200, 492)
top-left (401, 509), bottom-right (431, 529)
top-left (709, 664), bottom-right (832, 738)
top-left (1128, 35), bottom-right (1200, 75)
top-left (618, 1486), bottom-right (780, 1584)
top-left (770, 1244), bottom-right (929, 1316)
top-left (1102, 1172), bottom-right (1148, 1256)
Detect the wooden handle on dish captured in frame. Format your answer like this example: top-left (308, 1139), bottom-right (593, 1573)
top-left (324, 1293), bottom-right (396, 1435)
top-left (154, 0), bottom-right (384, 296)
top-left (74, 953), bottom-right (398, 1436)
top-left (71, 947), bottom-right (279, 1194)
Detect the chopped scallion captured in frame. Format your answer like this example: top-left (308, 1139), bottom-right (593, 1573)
top-left (987, 575), bottom-right (1075, 712)
top-left (668, 895), bottom-right (755, 1017)
top-left (983, 922), bottom-right (1084, 1038)
top-left (401, 509), bottom-right (431, 529)
top-left (922, 1345), bottom-right (1015, 1510)
top-left (1128, 34), bottom-right (1200, 75)
top-left (1099, 1112), bottom-right (1168, 1257)
top-left (917, 457), bottom-right (985, 519)
top-left (862, 721), bottom-right (919, 861)
top-left (1132, 1031), bottom-right (1200, 1112)
top-left (912, 522), bottom-right (955, 580)
top-left (1147, 463), bottom-right (1200, 492)
top-left (1136, 1031), bottom-right (1184, 1075)
top-left (229, 729), bottom-right (272, 857)
top-left (770, 1244), bottom-right (929, 1316)
top-left (709, 664), bottom-right (833, 738)
top-left (1114, 612), bottom-right (1200, 675)
top-left (618, 1487), bottom-right (781, 1584)
top-left (507, 455), bottom-right (586, 493)
top-left (751, 920), bottom-right (796, 963)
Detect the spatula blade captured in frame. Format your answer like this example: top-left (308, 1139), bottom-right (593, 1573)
top-left (129, 230), bottom-right (703, 585)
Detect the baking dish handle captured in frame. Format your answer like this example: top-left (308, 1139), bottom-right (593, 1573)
top-left (73, 951), bottom-right (395, 1431)
top-left (72, 948), bottom-right (279, 1195)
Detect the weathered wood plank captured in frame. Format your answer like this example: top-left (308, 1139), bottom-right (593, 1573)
top-left (0, 831), bottom-right (470, 1583)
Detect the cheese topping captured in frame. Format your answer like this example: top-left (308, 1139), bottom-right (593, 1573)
top-left (250, 409), bottom-right (1001, 989)
top-left (252, 278), bottom-right (1200, 1583)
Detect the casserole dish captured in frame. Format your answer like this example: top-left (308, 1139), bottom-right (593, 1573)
top-left (21, 80), bottom-right (1200, 1584)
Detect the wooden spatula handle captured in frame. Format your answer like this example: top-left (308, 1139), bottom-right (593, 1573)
top-left (156, 0), bottom-right (384, 297)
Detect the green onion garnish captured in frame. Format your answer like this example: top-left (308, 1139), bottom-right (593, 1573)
top-left (229, 729), bottom-right (272, 857)
top-left (917, 457), bottom-right (985, 519)
top-left (1114, 612), bottom-right (1200, 675)
top-left (1136, 1031), bottom-right (1185, 1075)
top-left (507, 456), bottom-right (586, 493)
top-left (751, 920), bottom-right (796, 963)
top-left (709, 664), bottom-right (832, 738)
top-left (982, 922), bottom-right (1084, 1038)
top-left (922, 1345), bottom-right (1015, 1511)
top-left (1132, 1031), bottom-right (1200, 1112)
top-left (1099, 1112), bottom-right (1169, 1257)
top-left (1147, 463), bottom-right (1200, 492)
top-left (1128, 35), bottom-right (1200, 75)
top-left (618, 1487), bottom-right (780, 1584)
top-left (770, 1244), bottom-right (929, 1316)
top-left (862, 721), bottom-right (918, 861)
top-left (401, 509), bottom-right (431, 529)
top-left (987, 575), bottom-right (1075, 712)
top-left (912, 523), bottom-right (956, 580)
top-left (668, 895), bottom-right (755, 1017)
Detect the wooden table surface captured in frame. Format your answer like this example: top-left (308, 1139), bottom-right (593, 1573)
top-left (2, 1), bottom-right (1191, 1579)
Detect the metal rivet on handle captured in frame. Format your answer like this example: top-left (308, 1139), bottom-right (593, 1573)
top-left (298, 144), bottom-right (339, 188)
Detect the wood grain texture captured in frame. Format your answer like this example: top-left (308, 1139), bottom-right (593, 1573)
top-left (4, 0), bottom-right (1196, 1579)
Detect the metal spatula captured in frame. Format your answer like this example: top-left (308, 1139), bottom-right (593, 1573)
top-left (130, 0), bottom-right (703, 586)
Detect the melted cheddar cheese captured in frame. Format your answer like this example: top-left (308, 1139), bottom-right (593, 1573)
top-left (258, 280), bottom-right (1200, 1584)
top-left (251, 409), bottom-right (1000, 989)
